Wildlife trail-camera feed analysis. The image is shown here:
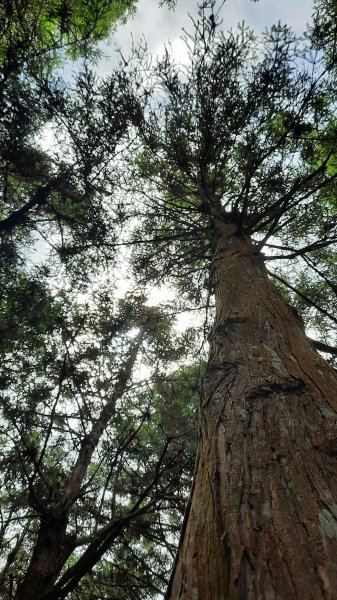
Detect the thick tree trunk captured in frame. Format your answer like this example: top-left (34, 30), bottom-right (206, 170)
top-left (167, 226), bottom-right (337, 599)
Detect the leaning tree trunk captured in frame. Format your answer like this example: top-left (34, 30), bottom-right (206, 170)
top-left (167, 226), bottom-right (337, 600)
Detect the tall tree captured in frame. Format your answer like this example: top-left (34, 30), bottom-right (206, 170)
top-left (0, 1), bottom-right (197, 598)
top-left (112, 3), bottom-right (337, 597)
top-left (0, 284), bottom-right (197, 599)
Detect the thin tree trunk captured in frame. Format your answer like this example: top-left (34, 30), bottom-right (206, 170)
top-left (167, 226), bottom-right (337, 599)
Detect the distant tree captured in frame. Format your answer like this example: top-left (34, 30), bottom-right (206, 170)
top-left (0, 287), bottom-right (197, 600)
top-left (0, 1), bottom-right (199, 599)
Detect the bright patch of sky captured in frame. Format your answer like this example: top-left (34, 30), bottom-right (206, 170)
top-left (98, 0), bottom-right (314, 74)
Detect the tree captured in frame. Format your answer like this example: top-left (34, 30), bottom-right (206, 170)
top-left (0, 284), bottom-right (197, 599)
top-left (0, 61), bottom-right (196, 598)
top-left (5, 0), bottom-right (337, 597)
top-left (0, 1), bottom-right (198, 598)
top-left (107, 3), bottom-right (337, 596)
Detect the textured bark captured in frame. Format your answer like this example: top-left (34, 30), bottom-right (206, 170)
top-left (15, 514), bottom-right (71, 600)
top-left (167, 227), bottom-right (337, 599)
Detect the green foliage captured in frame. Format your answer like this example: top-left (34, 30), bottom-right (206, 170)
top-left (3, 1), bottom-right (337, 598)
top-left (0, 0), bottom-right (136, 75)
top-left (0, 278), bottom-right (197, 598)
top-left (311, 0), bottom-right (337, 59)
top-left (120, 8), bottom-right (337, 349)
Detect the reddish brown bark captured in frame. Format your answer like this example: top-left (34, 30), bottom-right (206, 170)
top-left (167, 227), bottom-right (337, 599)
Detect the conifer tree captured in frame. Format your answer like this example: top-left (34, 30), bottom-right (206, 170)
top-left (112, 3), bottom-right (337, 596)
top-left (0, 1), bottom-right (196, 598)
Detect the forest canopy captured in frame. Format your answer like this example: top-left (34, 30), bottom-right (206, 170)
top-left (1, 1), bottom-right (337, 599)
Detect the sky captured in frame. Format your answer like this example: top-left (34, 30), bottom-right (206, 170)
top-left (41, 0), bottom-right (316, 162)
top-left (97, 0), bottom-right (314, 75)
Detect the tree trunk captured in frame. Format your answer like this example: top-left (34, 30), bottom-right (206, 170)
top-left (15, 513), bottom-right (71, 600)
top-left (167, 226), bottom-right (337, 599)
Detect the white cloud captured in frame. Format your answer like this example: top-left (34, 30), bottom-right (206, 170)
top-left (97, 0), bottom-right (314, 74)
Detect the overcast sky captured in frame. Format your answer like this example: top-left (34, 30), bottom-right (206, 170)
top-left (39, 0), bottom-right (316, 305)
top-left (97, 0), bottom-right (314, 75)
